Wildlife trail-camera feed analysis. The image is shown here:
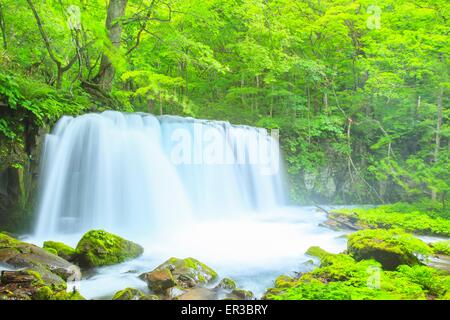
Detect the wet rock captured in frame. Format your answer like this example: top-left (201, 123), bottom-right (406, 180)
top-left (177, 287), bottom-right (217, 300)
top-left (214, 277), bottom-right (236, 290)
top-left (155, 257), bottom-right (218, 287)
top-left (112, 287), bottom-right (147, 300)
top-left (320, 212), bottom-right (364, 231)
top-left (0, 233), bottom-right (81, 281)
top-left (142, 257), bottom-right (218, 290)
top-left (75, 230), bottom-right (144, 268)
top-left (165, 286), bottom-right (186, 299)
top-left (140, 257), bottom-right (219, 300)
top-left (0, 269), bottom-right (84, 300)
top-left (143, 268), bottom-right (176, 293)
top-left (227, 288), bottom-right (254, 300)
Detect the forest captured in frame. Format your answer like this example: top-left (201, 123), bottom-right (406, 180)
top-left (0, 0), bottom-right (449, 302)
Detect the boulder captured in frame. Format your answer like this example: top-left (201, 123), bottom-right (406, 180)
top-left (215, 277), bottom-right (236, 290)
top-left (142, 257), bottom-right (217, 290)
top-left (0, 269), bottom-right (84, 300)
top-left (347, 229), bottom-right (431, 270)
top-left (177, 287), bottom-right (218, 300)
top-left (43, 241), bottom-right (77, 262)
top-left (142, 268), bottom-right (176, 293)
top-left (227, 288), bottom-right (254, 300)
top-left (75, 230), bottom-right (144, 268)
top-left (140, 257), bottom-right (218, 299)
top-left (0, 233), bottom-right (81, 281)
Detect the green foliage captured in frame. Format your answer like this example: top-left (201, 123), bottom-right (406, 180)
top-left (431, 241), bottom-right (450, 256)
top-left (332, 204), bottom-right (450, 236)
top-left (264, 247), bottom-right (449, 300)
top-left (0, 0), bottom-right (448, 206)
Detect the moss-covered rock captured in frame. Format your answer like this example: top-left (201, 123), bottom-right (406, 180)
top-left (75, 230), bottom-right (144, 268)
top-left (227, 288), bottom-right (254, 300)
top-left (274, 275), bottom-right (295, 288)
top-left (153, 257), bottom-right (218, 287)
top-left (112, 287), bottom-right (147, 300)
top-left (347, 229), bottom-right (431, 270)
top-left (0, 233), bottom-right (81, 281)
top-left (215, 277), bottom-right (236, 290)
top-left (305, 246), bottom-right (334, 260)
top-left (43, 241), bottom-right (77, 262)
top-left (0, 269), bottom-right (84, 300)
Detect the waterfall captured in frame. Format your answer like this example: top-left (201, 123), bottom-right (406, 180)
top-left (34, 111), bottom-right (288, 238)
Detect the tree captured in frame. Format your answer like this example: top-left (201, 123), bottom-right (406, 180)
top-left (92, 0), bottom-right (128, 92)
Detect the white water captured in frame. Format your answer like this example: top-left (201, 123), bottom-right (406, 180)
top-left (31, 110), bottom-right (349, 299)
top-left (35, 111), bottom-right (286, 237)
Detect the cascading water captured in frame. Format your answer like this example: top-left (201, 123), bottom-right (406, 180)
top-left (35, 110), bottom-right (287, 238)
top-left (31, 110), bottom-right (348, 299)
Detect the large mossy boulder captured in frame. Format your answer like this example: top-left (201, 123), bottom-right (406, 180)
top-left (347, 229), bottom-right (431, 270)
top-left (75, 230), bottom-right (144, 268)
top-left (43, 241), bottom-right (77, 262)
top-left (0, 233), bottom-right (81, 281)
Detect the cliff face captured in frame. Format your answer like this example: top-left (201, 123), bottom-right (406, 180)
top-left (0, 127), bottom-right (46, 232)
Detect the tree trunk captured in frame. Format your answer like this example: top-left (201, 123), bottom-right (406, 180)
top-left (431, 86), bottom-right (443, 201)
top-left (0, 2), bottom-right (6, 49)
top-left (93, 0), bottom-right (128, 92)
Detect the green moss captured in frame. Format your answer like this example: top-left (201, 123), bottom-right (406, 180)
top-left (43, 241), bottom-right (77, 261)
top-left (43, 247), bottom-right (58, 256)
top-left (274, 275), bottom-right (295, 288)
top-left (430, 240), bottom-right (450, 256)
top-left (331, 204), bottom-right (450, 236)
top-left (397, 265), bottom-right (450, 297)
top-left (50, 288), bottom-right (85, 300)
top-left (305, 246), bottom-right (334, 260)
top-left (264, 231), bottom-right (450, 300)
top-left (112, 288), bottom-right (146, 300)
top-left (161, 257), bottom-right (218, 284)
top-left (347, 229), bottom-right (431, 270)
top-left (263, 254), bottom-right (446, 300)
top-left (75, 229), bottom-right (144, 267)
top-left (0, 232), bottom-right (21, 247)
